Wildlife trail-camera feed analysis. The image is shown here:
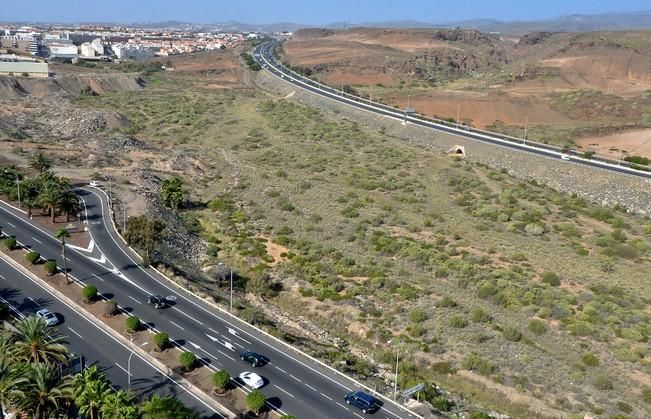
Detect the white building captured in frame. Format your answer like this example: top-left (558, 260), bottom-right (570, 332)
top-left (0, 61), bottom-right (49, 77)
top-left (49, 43), bottom-right (78, 58)
top-left (111, 43), bottom-right (155, 60)
top-left (80, 42), bottom-right (95, 57)
top-left (91, 38), bottom-right (104, 55)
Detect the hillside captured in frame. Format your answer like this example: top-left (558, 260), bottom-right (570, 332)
top-left (282, 28), bottom-right (651, 161)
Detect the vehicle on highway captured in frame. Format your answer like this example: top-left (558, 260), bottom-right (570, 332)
top-left (36, 308), bottom-right (58, 326)
top-left (89, 180), bottom-right (100, 187)
top-left (344, 390), bottom-right (380, 414)
top-left (147, 295), bottom-right (170, 309)
top-left (240, 350), bottom-right (266, 367)
top-left (238, 371), bottom-right (264, 389)
top-left (561, 154), bottom-right (571, 161)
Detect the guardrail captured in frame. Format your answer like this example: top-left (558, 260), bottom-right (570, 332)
top-left (254, 42), bottom-right (651, 180)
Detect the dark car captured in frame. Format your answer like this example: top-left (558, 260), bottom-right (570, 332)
top-left (344, 390), bottom-right (380, 414)
top-left (240, 351), bottom-right (266, 367)
top-left (147, 295), bottom-right (169, 309)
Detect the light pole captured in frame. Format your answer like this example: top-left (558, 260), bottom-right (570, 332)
top-left (127, 337), bottom-right (134, 390)
top-left (388, 340), bottom-right (400, 400)
top-left (218, 262), bottom-right (233, 312)
top-left (523, 116), bottom-right (529, 144)
top-left (456, 104), bottom-right (461, 129)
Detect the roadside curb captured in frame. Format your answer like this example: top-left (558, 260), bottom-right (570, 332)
top-left (0, 250), bottom-right (238, 419)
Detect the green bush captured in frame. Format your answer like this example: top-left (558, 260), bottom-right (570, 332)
top-left (125, 315), bottom-right (140, 333)
top-left (527, 319), bottom-right (547, 335)
top-left (593, 373), bottom-right (612, 390)
top-left (179, 351), bottom-right (197, 371)
top-left (212, 369), bottom-right (230, 392)
top-left (541, 271), bottom-right (560, 286)
top-left (82, 285), bottom-right (98, 302)
top-left (4, 237), bottom-right (17, 250)
top-left (617, 401), bottom-right (632, 414)
top-left (280, 416), bottom-right (298, 419)
top-left (25, 251), bottom-right (40, 264)
top-left (431, 396), bottom-right (452, 411)
top-left (409, 308), bottom-right (428, 323)
top-left (154, 332), bottom-right (170, 351)
top-left (43, 260), bottom-right (58, 276)
top-left (468, 413), bottom-right (492, 419)
top-left (246, 389), bottom-right (267, 414)
top-left (643, 387), bottom-right (651, 403)
top-left (502, 326), bottom-right (522, 342)
top-left (581, 352), bottom-right (599, 367)
top-left (449, 315), bottom-right (467, 328)
top-left (462, 353), bottom-right (495, 376)
top-left (472, 308), bottom-right (492, 323)
top-left (436, 296), bottom-right (457, 308)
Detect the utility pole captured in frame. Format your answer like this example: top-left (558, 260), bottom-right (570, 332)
top-left (123, 206), bottom-right (127, 232)
top-left (523, 117), bottom-right (529, 144)
top-left (393, 348), bottom-right (399, 400)
top-left (16, 178), bottom-right (21, 210)
top-left (456, 104), bottom-right (461, 129)
top-left (127, 337), bottom-right (134, 390)
top-left (230, 269), bottom-right (233, 312)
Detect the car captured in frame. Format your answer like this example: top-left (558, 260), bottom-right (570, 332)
top-left (240, 350), bottom-right (266, 367)
top-left (344, 390), bottom-right (380, 414)
top-left (36, 308), bottom-right (58, 326)
top-left (238, 371), bottom-right (264, 389)
top-left (147, 295), bottom-right (169, 309)
top-left (561, 154), bottom-right (571, 161)
top-left (89, 180), bottom-right (100, 187)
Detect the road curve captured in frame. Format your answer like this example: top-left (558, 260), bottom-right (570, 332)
top-left (252, 41), bottom-right (651, 180)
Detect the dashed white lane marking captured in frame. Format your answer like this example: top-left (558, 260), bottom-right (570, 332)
top-left (275, 366), bottom-right (287, 374)
top-left (305, 383), bottom-right (317, 392)
top-left (169, 320), bottom-right (185, 331)
top-left (114, 362), bottom-right (131, 375)
top-left (31, 236), bottom-right (42, 244)
top-left (67, 327), bottom-right (83, 339)
top-left (335, 401), bottom-right (349, 410)
top-left (172, 307), bottom-right (204, 325)
top-left (127, 296), bottom-right (141, 304)
top-left (27, 297), bottom-right (40, 306)
top-left (0, 274), bottom-right (4, 279)
top-left (7, 222), bottom-right (15, 228)
top-left (320, 393), bottom-right (333, 401)
top-left (216, 349), bottom-right (235, 361)
top-left (273, 384), bottom-right (295, 398)
top-left (92, 274), bottom-right (104, 282)
top-left (289, 374), bottom-right (302, 383)
top-left (352, 412), bottom-right (364, 419)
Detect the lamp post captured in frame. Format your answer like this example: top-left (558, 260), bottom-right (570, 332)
top-left (127, 336), bottom-right (134, 390)
top-left (218, 262), bottom-right (233, 312)
top-left (388, 340), bottom-right (400, 401)
top-left (523, 116), bottom-right (529, 144)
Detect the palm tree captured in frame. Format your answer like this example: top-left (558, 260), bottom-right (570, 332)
top-left (140, 394), bottom-right (198, 419)
top-left (10, 316), bottom-right (69, 365)
top-left (58, 191), bottom-right (80, 223)
top-left (23, 197), bottom-right (35, 218)
top-left (73, 366), bottom-right (112, 419)
top-left (37, 186), bottom-right (63, 223)
top-left (55, 228), bottom-right (71, 284)
top-left (100, 389), bottom-right (139, 419)
top-left (15, 363), bottom-right (73, 419)
top-left (28, 152), bottom-right (52, 174)
top-left (0, 355), bottom-right (27, 419)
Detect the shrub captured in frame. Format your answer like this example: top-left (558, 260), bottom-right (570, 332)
top-left (125, 315), bottom-right (140, 333)
top-left (541, 271), bottom-right (560, 286)
top-left (179, 351), bottom-right (197, 371)
top-left (154, 332), bottom-right (169, 351)
top-left (25, 251), bottom-right (40, 264)
top-left (246, 389), bottom-right (267, 414)
top-left (502, 326), bottom-right (522, 342)
top-left (527, 319), bottom-right (547, 335)
top-left (436, 296), bottom-right (457, 308)
top-left (4, 237), bottom-right (17, 250)
top-left (212, 370), bottom-right (230, 392)
top-left (472, 308), bottom-right (492, 323)
top-left (617, 401), bottom-right (632, 413)
top-left (581, 352), bottom-right (599, 367)
top-left (431, 396), bottom-right (452, 411)
top-left (82, 285), bottom-right (98, 302)
top-left (468, 413), bottom-right (492, 419)
top-left (103, 300), bottom-right (118, 317)
top-left (43, 260), bottom-right (58, 276)
top-left (409, 308), bottom-right (428, 323)
top-left (593, 373), bottom-right (612, 390)
top-left (643, 387), bottom-right (651, 403)
top-left (462, 353), bottom-right (495, 376)
top-left (449, 316), bottom-right (467, 328)
top-left (280, 416), bottom-right (298, 419)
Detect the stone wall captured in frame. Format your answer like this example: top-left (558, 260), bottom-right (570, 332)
top-left (256, 71), bottom-right (651, 217)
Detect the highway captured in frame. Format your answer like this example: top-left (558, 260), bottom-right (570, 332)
top-left (0, 256), bottom-right (222, 418)
top-left (252, 41), bottom-right (651, 180)
top-left (0, 189), bottom-right (418, 419)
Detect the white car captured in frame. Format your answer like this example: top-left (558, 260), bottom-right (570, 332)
top-left (36, 308), bottom-right (58, 326)
top-left (561, 154), bottom-right (571, 161)
top-left (238, 371), bottom-right (264, 389)
top-left (89, 180), bottom-right (100, 187)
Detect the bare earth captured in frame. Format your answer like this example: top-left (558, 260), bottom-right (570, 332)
top-left (576, 128), bottom-right (651, 159)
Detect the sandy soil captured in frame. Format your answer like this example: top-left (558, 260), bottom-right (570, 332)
top-left (576, 128), bottom-right (651, 160)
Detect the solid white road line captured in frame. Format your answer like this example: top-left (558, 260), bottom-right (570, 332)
top-left (168, 320), bottom-right (185, 331)
top-left (273, 384), bottom-right (295, 398)
top-left (114, 362), bottom-right (131, 375)
top-left (31, 236), bottom-right (42, 244)
top-left (67, 326), bottom-right (84, 339)
top-left (172, 307), bottom-right (204, 325)
top-left (304, 383), bottom-right (317, 392)
top-left (127, 295), bottom-right (141, 304)
top-left (289, 374), bottom-right (302, 383)
top-left (320, 393), bottom-right (333, 401)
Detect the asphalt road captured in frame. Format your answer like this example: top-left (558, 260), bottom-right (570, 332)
top-left (252, 41), bottom-right (651, 180)
top-left (0, 189), bottom-right (417, 419)
top-left (0, 256), bottom-right (223, 418)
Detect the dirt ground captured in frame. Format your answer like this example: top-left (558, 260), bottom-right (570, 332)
top-left (576, 128), bottom-right (651, 159)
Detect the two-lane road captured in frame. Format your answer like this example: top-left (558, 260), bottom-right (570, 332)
top-left (0, 189), bottom-right (419, 419)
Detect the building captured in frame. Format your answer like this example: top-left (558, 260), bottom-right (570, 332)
top-left (80, 42), bottom-right (95, 57)
top-left (0, 61), bottom-right (49, 77)
top-left (48, 42), bottom-right (78, 59)
top-left (111, 43), bottom-right (155, 60)
top-left (91, 38), bottom-right (104, 55)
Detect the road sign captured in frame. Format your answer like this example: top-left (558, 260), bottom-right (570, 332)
top-left (402, 383), bottom-right (425, 398)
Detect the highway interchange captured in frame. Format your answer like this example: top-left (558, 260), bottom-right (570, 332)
top-left (0, 188), bottom-right (417, 419)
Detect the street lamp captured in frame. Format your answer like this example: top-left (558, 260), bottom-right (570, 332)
top-left (388, 339), bottom-right (400, 401)
top-left (218, 262), bottom-right (233, 312)
top-left (127, 336), bottom-right (134, 390)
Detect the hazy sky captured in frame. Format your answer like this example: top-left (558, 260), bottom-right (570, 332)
top-left (3, 0), bottom-right (650, 24)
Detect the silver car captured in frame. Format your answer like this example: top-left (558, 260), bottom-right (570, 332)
top-left (36, 308), bottom-right (58, 326)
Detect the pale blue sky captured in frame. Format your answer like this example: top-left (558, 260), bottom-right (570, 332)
top-left (3, 0), bottom-right (649, 24)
